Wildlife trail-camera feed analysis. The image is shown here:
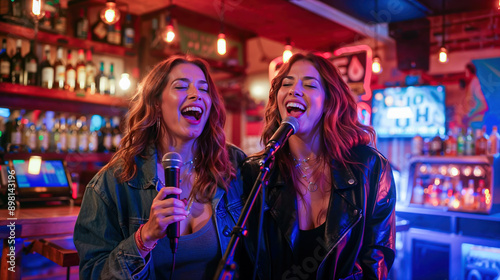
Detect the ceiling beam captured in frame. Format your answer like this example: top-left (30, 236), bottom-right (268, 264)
top-left (289, 0), bottom-right (394, 44)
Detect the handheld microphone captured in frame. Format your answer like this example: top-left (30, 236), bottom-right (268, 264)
top-left (162, 152), bottom-right (182, 254)
top-left (259, 116), bottom-right (299, 166)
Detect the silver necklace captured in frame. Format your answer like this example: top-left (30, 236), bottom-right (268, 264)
top-left (293, 157), bottom-right (319, 192)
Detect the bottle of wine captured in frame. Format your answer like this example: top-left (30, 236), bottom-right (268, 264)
top-left (24, 40), bottom-right (38, 86)
top-left (37, 121), bottom-right (49, 153)
top-left (65, 50), bottom-right (76, 91)
top-left (96, 61), bottom-right (108, 95)
top-left (75, 49), bottom-right (86, 95)
top-left (67, 116), bottom-right (78, 153)
top-left (78, 116), bottom-right (89, 153)
top-left (40, 45), bottom-right (54, 89)
top-left (123, 14), bottom-right (134, 48)
top-left (0, 39), bottom-right (12, 83)
top-left (53, 47), bottom-right (65, 89)
top-left (108, 63), bottom-right (116, 95)
top-left (85, 49), bottom-right (96, 94)
top-left (75, 8), bottom-right (89, 39)
top-left (57, 117), bottom-right (68, 153)
top-left (10, 39), bottom-right (23, 85)
top-left (53, 0), bottom-right (66, 34)
top-left (9, 0), bottom-right (23, 18)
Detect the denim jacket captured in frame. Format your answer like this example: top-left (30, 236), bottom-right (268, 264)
top-left (74, 144), bottom-right (247, 279)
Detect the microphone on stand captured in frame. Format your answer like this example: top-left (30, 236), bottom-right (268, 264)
top-left (259, 116), bottom-right (300, 166)
top-left (162, 152), bottom-right (182, 254)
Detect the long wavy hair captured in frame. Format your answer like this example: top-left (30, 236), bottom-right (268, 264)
top-left (101, 55), bottom-right (234, 203)
top-left (259, 53), bottom-right (376, 190)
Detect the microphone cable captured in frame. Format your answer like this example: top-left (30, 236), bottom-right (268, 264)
top-left (169, 251), bottom-right (176, 280)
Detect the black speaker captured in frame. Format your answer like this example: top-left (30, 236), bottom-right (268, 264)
top-left (389, 18), bottom-right (430, 71)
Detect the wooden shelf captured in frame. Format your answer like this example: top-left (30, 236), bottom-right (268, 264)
top-left (0, 21), bottom-right (136, 57)
top-left (0, 83), bottom-right (129, 116)
top-left (4, 152), bottom-right (113, 162)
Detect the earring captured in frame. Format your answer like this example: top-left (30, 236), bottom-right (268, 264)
top-left (156, 116), bottom-right (160, 131)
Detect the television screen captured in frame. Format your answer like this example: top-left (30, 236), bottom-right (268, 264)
top-left (371, 85), bottom-right (446, 138)
top-left (11, 159), bottom-right (70, 188)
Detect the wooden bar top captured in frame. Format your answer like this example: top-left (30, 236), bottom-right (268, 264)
top-left (0, 205), bottom-right (80, 239)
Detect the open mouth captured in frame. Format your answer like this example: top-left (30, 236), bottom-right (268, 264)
top-left (286, 101), bottom-right (306, 117)
top-left (181, 106), bottom-right (203, 121)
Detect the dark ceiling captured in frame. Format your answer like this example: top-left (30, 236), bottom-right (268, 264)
top-left (117, 0), bottom-right (499, 51)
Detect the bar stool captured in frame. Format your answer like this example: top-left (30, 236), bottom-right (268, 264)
top-left (29, 238), bottom-right (79, 280)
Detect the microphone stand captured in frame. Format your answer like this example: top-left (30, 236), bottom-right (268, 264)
top-left (214, 157), bottom-right (274, 280)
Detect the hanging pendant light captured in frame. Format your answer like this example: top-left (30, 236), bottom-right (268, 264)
top-left (438, 0), bottom-right (448, 63)
top-left (100, 0), bottom-right (121, 25)
top-left (217, 0), bottom-right (226, 55)
top-left (371, 0), bottom-right (382, 74)
top-left (283, 38), bottom-right (293, 63)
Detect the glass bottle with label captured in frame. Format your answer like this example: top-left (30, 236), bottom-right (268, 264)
top-left (65, 51), bottom-right (76, 91)
top-left (489, 126), bottom-right (499, 155)
top-left (53, 47), bottom-right (65, 89)
top-left (40, 45), bottom-right (54, 89)
top-left (10, 39), bottom-right (23, 85)
top-left (0, 39), bottom-right (11, 82)
top-left (85, 49), bottom-right (96, 94)
top-left (475, 127), bottom-right (488, 155)
top-left (111, 116), bottom-right (121, 152)
top-left (67, 116), bottom-right (78, 153)
top-left (91, 17), bottom-right (108, 42)
top-left (37, 121), bottom-right (49, 153)
top-left (411, 134), bottom-right (423, 156)
top-left (26, 122), bottom-right (37, 153)
top-left (9, 0), bottom-right (23, 18)
top-left (23, 40), bottom-right (38, 86)
top-left (57, 117), bottom-right (68, 153)
top-left (8, 116), bottom-right (23, 153)
top-left (464, 128), bottom-right (475, 156)
top-left (411, 178), bottom-right (425, 205)
top-left (108, 63), bottom-right (116, 95)
top-left (75, 8), bottom-right (89, 39)
top-left (103, 118), bottom-right (112, 152)
top-left (96, 61), bottom-right (108, 95)
top-left (75, 49), bottom-right (86, 95)
top-left (457, 128), bottom-right (465, 155)
top-left (88, 126), bottom-right (98, 153)
top-left (123, 14), bottom-right (135, 48)
top-left (78, 116), bottom-right (89, 153)
top-left (443, 129), bottom-right (457, 156)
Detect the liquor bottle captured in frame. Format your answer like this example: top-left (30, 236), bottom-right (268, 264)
top-left (57, 117), bottom-right (68, 153)
top-left (114, 23), bottom-right (122, 46)
top-left (108, 63), bottom-right (116, 95)
top-left (40, 45), bottom-right (54, 89)
top-left (85, 49), bottom-right (96, 94)
top-left (96, 61), bottom-right (108, 95)
top-left (53, 0), bottom-right (66, 34)
top-left (65, 51), bottom-right (76, 91)
top-left (41, 11), bottom-right (52, 29)
top-left (111, 116), bottom-right (121, 151)
top-left (123, 14), bottom-right (135, 48)
top-left (88, 127), bottom-right (98, 153)
top-left (457, 128), bottom-right (465, 156)
top-left (489, 126), bottom-right (499, 155)
top-left (91, 17), bottom-right (108, 42)
top-left (103, 118), bottom-right (112, 152)
top-left (9, 0), bottom-right (23, 17)
top-left (8, 116), bottom-right (23, 152)
top-left (75, 49), bottom-right (86, 95)
top-left (443, 129), bottom-right (457, 156)
top-left (440, 178), bottom-right (452, 207)
top-left (0, 39), bottom-right (11, 82)
top-left (411, 178), bottom-right (424, 205)
top-left (23, 40), bottom-right (38, 86)
top-left (477, 179), bottom-right (487, 210)
top-left (464, 128), bottom-right (475, 156)
top-left (475, 127), bottom-right (488, 155)
top-left (26, 122), bottom-right (37, 152)
top-left (430, 133), bottom-right (443, 156)
top-left (10, 39), bottom-right (23, 85)
top-left (50, 115), bottom-right (60, 152)
top-left (37, 122), bottom-right (49, 153)
top-left (78, 116), bottom-right (89, 153)
top-left (463, 179), bottom-right (475, 208)
top-left (75, 8), bottom-right (89, 39)
top-left (411, 134), bottom-right (423, 156)
top-left (67, 116), bottom-right (78, 153)
top-left (53, 47), bottom-right (65, 89)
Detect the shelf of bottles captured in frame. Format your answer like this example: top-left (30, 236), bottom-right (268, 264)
top-left (1, 110), bottom-right (122, 165)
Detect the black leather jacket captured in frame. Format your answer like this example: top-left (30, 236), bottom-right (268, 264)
top-left (241, 145), bottom-right (396, 280)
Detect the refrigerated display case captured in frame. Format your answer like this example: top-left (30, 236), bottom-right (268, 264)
top-left (405, 155), bottom-right (500, 214)
top-left (395, 154), bottom-right (500, 279)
